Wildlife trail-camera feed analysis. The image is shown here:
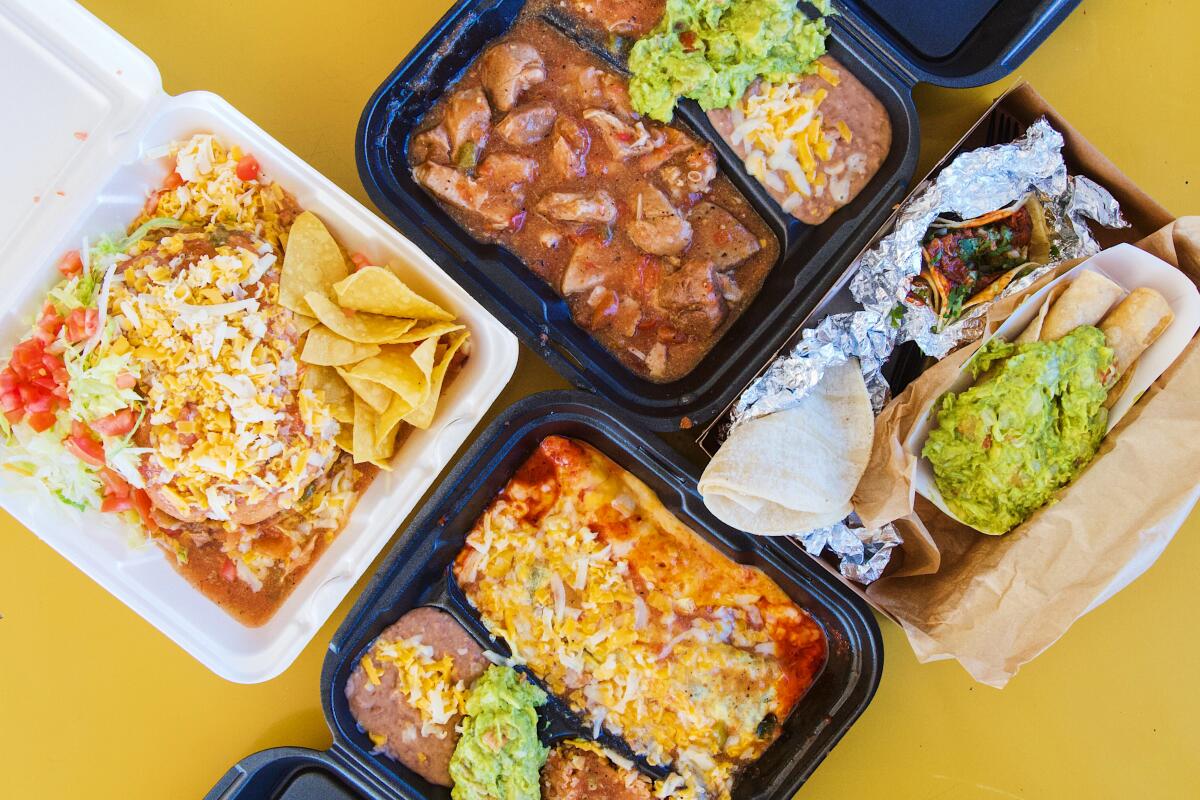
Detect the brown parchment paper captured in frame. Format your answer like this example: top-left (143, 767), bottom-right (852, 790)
top-left (851, 218), bottom-right (1200, 687)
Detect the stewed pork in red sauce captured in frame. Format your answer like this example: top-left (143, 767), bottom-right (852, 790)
top-left (409, 18), bottom-right (779, 382)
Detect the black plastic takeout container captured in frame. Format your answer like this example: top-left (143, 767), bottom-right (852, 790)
top-left (356, 0), bottom-right (1079, 430)
top-left (203, 390), bottom-right (884, 800)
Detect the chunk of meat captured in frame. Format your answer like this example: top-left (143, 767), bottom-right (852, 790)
top-left (443, 88), bottom-right (492, 163)
top-left (655, 260), bottom-right (728, 334)
top-left (412, 162), bottom-right (477, 215)
top-left (410, 125), bottom-right (450, 164)
top-left (636, 128), bottom-right (696, 173)
top-left (584, 109), bottom-right (665, 160)
top-left (568, 67), bottom-right (635, 119)
top-left (495, 103), bottom-right (558, 146)
top-left (476, 152), bottom-right (539, 187)
top-left (551, 116), bottom-right (591, 179)
top-left (584, 288), bottom-right (642, 337)
top-left (479, 42), bottom-right (546, 112)
top-left (561, 238), bottom-right (624, 295)
top-left (627, 183), bottom-right (692, 256)
top-left (536, 191), bottom-right (618, 224)
top-left (661, 147), bottom-right (718, 204)
top-left (685, 201), bottom-right (761, 269)
top-left (413, 155), bottom-right (537, 230)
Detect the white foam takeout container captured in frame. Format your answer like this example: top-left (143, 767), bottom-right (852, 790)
top-left (0, 0), bottom-right (518, 682)
top-left (906, 243), bottom-right (1200, 534)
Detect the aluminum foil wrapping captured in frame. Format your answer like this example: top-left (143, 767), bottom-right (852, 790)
top-left (719, 119), bottom-right (1126, 584)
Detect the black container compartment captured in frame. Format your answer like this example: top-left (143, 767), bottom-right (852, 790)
top-left (357, 0), bottom-right (920, 430)
top-left (204, 391), bottom-right (884, 800)
top-left (356, 0), bottom-right (1078, 431)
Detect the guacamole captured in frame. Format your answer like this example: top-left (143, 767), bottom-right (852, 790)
top-left (449, 665), bottom-right (548, 800)
top-left (629, 0), bottom-right (831, 122)
top-left (923, 326), bottom-right (1114, 535)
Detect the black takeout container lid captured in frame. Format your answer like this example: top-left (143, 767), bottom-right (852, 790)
top-left (203, 390), bottom-right (884, 800)
top-left (355, 0), bottom-right (1078, 430)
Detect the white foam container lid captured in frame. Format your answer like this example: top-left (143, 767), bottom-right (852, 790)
top-left (907, 243), bottom-right (1200, 534)
top-left (0, 0), bottom-right (519, 683)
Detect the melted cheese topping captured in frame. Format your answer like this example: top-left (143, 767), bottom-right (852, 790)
top-left (149, 134), bottom-right (292, 247)
top-left (728, 65), bottom-right (866, 212)
top-left (455, 437), bottom-right (826, 800)
top-left (361, 634), bottom-right (469, 739)
top-left (110, 233), bottom-right (337, 523)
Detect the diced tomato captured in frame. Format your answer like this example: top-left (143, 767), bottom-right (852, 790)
top-left (91, 408), bottom-right (136, 437)
top-left (5, 408), bottom-right (24, 425)
top-left (220, 558), bottom-right (237, 582)
top-left (235, 154), bottom-right (261, 182)
top-left (11, 339), bottom-right (45, 375)
top-left (116, 372), bottom-right (137, 389)
top-left (36, 303), bottom-right (64, 342)
top-left (162, 160), bottom-right (185, 190)
top-left (0, 388), bottom-right (21, 412)
top-left (56, 250), bottom-right (83, 278)
top-left (99, 467), bottom-right (131, 499)
top-left (26, 411), bottom-right (55, 432)
top-left (65, 307), bottom-right (99, 342)
top-left (350, 252), bottom-right (372, 271)
top-left (130, 489), bottom-right (159, 534)
top-left (101, 495), bottom-right (133, 513)
top-left (23, 390), bottom-right (52, 414)
top-left (65, 426), bottom-right (105, 468)
top-left (142, 189), bottom-right (164, 217)
top-left (679, 30), bottom-right (698, 50)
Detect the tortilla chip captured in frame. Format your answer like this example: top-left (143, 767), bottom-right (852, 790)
top-left (301, 325), bottom-right (382, 366)
top-left (352, 395), bottom-right (393, 464)
top-left (292, 314), bottom-right (319, 333)
top-left (303, 364), bottom-right (355, 423)
top-left (336, 367), bottom-right (394, 414)
top-left (335, 424), bottom-right (355, 455)
top-left (280, 212), bottom-right (350, 315)
top-left (390, 321), bottom-right (466, 344)
top-left (306, 291), bottom-right (418, 344)
top-left (405, 330), bottom-right (470, 430)
top-left (375, 392), bottom-right (415, 446)
top-left (345, 342), bottom-right (433, 408)
top-left (332, 266), bottom-right (455, 321)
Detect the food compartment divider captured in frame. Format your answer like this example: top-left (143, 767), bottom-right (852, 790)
top-left (320, 390), bottom-right (883, 800)
top-left (357, 0), bottom-right (920, 430)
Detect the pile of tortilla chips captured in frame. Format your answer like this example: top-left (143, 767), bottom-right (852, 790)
top-left (280, 212), bottom-right (469, 467)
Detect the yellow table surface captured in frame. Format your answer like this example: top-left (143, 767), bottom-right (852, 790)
top-left (2, 1), bottom-right (1197, 797)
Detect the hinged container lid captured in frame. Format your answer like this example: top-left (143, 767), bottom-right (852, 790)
top-left (0, 0), bottom-right (162, 292)
top-left (834, 0), bottom-right (1081, 87)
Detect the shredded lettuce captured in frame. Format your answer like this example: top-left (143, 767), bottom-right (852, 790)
top-left (64, 346), bottom-right (142, 422)
top-left (47, 273), bottom-right (98, 314)
top-left (3, 423), bottom-right (102, 510)
top-left (121, 217), bottom-right (183, 249)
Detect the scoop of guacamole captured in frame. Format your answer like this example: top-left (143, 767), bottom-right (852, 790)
top-left (449, 665), bottom-right (548, 800)
top-left (629, 0), bottom-right (831, 121)
top-left (922, 326), bottom-right (1114, 535)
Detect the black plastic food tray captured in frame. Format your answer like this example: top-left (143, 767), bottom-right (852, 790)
top-left (204, 391), bottom-right (883, 800)
top-left (357, 0), bottom-right (919, 431)
top-left (356, 0), bottom-right (1078, 431)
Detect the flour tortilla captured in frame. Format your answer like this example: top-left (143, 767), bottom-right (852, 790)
top-left (699, 359), bottom-right (874, 535)
top-left (1037, 270), bottom-right (1126, 341)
